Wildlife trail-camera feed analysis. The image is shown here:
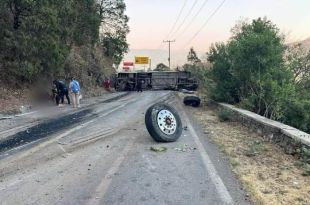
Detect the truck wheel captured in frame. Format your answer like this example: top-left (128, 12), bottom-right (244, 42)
top-left (183, 96), bottom-right (201, 107)
top-left (145, 103), bottom-right (183, 142)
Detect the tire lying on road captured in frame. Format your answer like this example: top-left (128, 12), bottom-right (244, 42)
top-left (183, 96), bottom-right (201, 107)
top-left (145, 103), bottom-right (183, 142)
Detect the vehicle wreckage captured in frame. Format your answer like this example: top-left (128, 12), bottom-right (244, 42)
top-left (114, 71), bottom-right (198, 91)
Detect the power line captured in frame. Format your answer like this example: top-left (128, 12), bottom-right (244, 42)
top-left (175, 0), bottom-right (210, 39)
top-left (156, 0), bottom-right (188, 50)
top-left (183, 0), bottom-right (227, 48)
top-left (170, 0), bottom-right (199, 39)
top-left (166, 0), bottom-right (188, 38)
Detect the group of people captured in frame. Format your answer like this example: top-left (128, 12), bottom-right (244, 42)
top-left (52, 77), bottom-right (81, 108)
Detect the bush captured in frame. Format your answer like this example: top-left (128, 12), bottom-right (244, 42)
top-left (205, 17), bottom-right (310, 134)
top-left (295, 146), bottom-right (310, 176)
top-left (217, 108), bottom-right (232, 122)
top-left (282, 99), bottom-right (310, 133)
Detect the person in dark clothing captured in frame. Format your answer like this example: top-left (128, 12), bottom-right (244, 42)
top-left (136, 80), bottom-right (143, 92)
top-left (53, 80), bottom-right (70, 106)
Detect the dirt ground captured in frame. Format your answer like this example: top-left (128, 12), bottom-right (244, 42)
top-left (192, 105), bottom-right (310, 205)
top-left (0, 86), bottom-right (111, 114)
top-left (0, 87), bottom-right (31, 114)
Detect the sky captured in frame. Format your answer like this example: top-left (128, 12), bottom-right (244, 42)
top-left (122, 0), bottom-right (310, 69)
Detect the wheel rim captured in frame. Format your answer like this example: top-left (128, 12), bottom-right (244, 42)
top-left (157, 109), bottom-right (177, 135)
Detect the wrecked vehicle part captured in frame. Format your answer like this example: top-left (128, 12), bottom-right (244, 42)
top-left (180, 89), bottom-right (195, 94)
top-left (183, 96), bottom-right (201, 107)
top-left (145, 103), bottom-right (182, 142)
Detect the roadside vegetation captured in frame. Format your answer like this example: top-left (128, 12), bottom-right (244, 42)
top-left (185, 17), bottom-right (310, 134)
top-left (183, 17), bottom-right (310, 204)
top-left (193, 106), bottom-right (310, 205)
top-left (154, 63), bottom-right (170, 71)
top-left (0, 0), bottom-right (129, 88)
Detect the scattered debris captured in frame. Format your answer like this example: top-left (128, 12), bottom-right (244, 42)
top-left (57, 140), bottom-right (68, 145)
top-left (194, 107), bottom-right (310, 205)
top-left (174, 144), bottom-right (197, 152)
top-left (180, 89), bottom-right (195, 94)
top-left (150, 146), bottom-right (167, 152)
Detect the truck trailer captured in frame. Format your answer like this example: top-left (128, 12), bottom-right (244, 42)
top-left (114, 71), bottom-right (198, 91)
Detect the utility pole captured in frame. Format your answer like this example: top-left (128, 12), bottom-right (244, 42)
top-left (163, 40), bottom-right (175, 69)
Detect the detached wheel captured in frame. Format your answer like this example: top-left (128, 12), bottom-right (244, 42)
top-left (145, 103), bottom-right (183, 142)
top-left (183, 96), bottom-right (201, 107)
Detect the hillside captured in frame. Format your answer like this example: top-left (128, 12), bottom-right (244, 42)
top-left (301, 37), bottom-right (310, 47)
top-left (0, 0), bottom-right (129, 114)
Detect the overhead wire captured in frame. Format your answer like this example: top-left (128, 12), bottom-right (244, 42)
top-left (182, 0), bottom-right (227, 48)
top-left (175, 0), bottom-right (210, 40)
top-left (166, 0), bottom-right (189, 39)
top-left (156, 0), bottom-right (188, 50)
top-left (169, 0), bottom-right (199, 39)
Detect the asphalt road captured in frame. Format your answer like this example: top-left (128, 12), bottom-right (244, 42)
top-left (0, 91), bottom-right (250, 205)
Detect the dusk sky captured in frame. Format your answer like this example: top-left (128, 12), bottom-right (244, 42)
top-left (124, 0), bottom-right (310, 52)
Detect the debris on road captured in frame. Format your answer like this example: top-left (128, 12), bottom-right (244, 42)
top-left (180, 89), bottom-right (195, 94)
top-left (150, 146), bottom-right (167, 152)
top-left (174, 144), bottom-right (197, 152)
top-left (145, 103), bottom-right (183, 142)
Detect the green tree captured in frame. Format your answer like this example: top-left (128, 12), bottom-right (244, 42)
top-left (187, 47), bottom-right (201, 64)
top-left (285, 43), bottom-right (310, 88)
top-left (0, 0), bottom-right (126, 84)
top-left (207, 18), bottom-right (295, 119)
top-left (154, 63), bottom-right (170, 71)
top-left (207, 43), bottom-right (238, 103)
top-left (99, 0), bottom-right (129, 65)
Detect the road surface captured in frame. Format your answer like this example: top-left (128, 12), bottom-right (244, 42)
top-left (0, 91), bottom-right (250, 205)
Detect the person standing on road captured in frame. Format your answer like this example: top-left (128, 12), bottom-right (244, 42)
top-left (69, 77), bottom-right (81, 108)
top-left (53, 80), bottom-right (70, 106)
top-left (136, 79), bottom-right (143, 92)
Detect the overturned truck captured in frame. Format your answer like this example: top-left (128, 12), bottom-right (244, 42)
top-left (114, 71), bottom-right (198, 91)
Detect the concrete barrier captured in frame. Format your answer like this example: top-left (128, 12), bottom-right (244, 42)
top-left (218, 103), bottom-right (310, 154)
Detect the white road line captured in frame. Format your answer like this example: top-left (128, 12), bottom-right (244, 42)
top-left (0, 122), bottom-right (38, 135)
top-left (86, 138), bottom-right (135, 205)
top-left (58, 144), bottom-right (67, 154)
top-left (184, 116), bottom-right (234, 204)
top-left (15, 110), bottom-right (39, 117)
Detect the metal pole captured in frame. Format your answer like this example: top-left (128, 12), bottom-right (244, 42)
top-left (163, 40), bottom-right (175, 69)
top-left (168, 43), bottom-right (171, 68)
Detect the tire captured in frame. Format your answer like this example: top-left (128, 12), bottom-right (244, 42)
top-left (145, 103), bottom-right (183, 142)
top-left (183, 96), bottom-right (201, 107)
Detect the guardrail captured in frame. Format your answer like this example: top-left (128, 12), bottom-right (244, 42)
top-left (218, 103), bottom-right (310, 153)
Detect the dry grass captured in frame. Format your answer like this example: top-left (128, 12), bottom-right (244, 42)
top-left (193, 107), bottom-right (310, 205)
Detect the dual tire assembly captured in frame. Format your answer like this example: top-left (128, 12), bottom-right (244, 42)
top-left (145, 103), bottom-right (183, 142)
